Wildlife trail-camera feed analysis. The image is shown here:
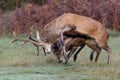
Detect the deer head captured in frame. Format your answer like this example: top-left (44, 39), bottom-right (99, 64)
top-left (11, 30), bottom-right (53, 54)
top-left (36, 31), bottom-right (52, 54)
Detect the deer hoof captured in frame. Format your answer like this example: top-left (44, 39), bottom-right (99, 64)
top-left (90, 54), bottom-right (93, 61)
top-left (37, 54), bottom-right (39, 56)
top-left (64, 56), bottom-right (69, 64)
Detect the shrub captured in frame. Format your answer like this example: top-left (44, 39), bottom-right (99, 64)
top-left (6, 0), bottom-right (120, 35)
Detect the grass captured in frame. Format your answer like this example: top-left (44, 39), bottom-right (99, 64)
top-left (0, 32), bottom-right (120, 80)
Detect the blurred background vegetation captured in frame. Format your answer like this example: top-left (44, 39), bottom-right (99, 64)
top-left (0, 0), bottom-right (120, 37)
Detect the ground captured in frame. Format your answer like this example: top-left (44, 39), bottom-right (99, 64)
top-left (0, 31), bottom-right (120, 80)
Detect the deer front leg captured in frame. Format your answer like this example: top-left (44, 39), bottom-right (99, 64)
top-left (59, 31), bottom-right (68, 64)
top-left (59, 25), bottom-right (76, 64)
top-left (66, 47), bottom-right (77, 63)
top-left (73, 44), bottom-right (85, 62)
top-left (36, 46), bottom-right (39, 56)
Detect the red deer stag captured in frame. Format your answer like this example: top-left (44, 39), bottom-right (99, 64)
top-left (36, 13), bottom-right (112, 64)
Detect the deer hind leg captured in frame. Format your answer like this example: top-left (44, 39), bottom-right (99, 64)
top-left (94, 47), bottom-right (101, 63)
top-left (89, 46), bottom-right (101, 63)
top-left (86, 39), bottom-right (101, 63)
top-left (64, 47), bottom-right (77, 64)
top-left (73, 44), bottom-right (85, 62)
top-left (102, 43), bottom-right (112, 64)
top-left (89, 50), bottom-right (95, 61)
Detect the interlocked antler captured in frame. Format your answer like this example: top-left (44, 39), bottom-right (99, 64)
top-left (11, 32), bottom-right (27, 44)
top-left (11, 31), bottom-right (46, 56)
top-left (28, 33), bottom-right (41, 56)
top-left (11, 31), bottom-right (41, 47)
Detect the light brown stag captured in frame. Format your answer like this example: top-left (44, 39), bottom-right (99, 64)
top-left (36, 13), bottom-right (112, 64)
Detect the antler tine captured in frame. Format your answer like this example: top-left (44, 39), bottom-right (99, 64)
top-left (21, 30), bottom-right (33, 47)
top-left (28, 25), bottom-right (34, 38)
top-left (28, 25), bottom-right (35, 41)
top-left (36, 31), bottom-right (40, 42)
top-left (11, 31), bottom-right (42, 47)
top-left (13, 31), bottom-right (17, 38)
top-left (36, 30), bottom-right (45, 46)
top-left (11, 31), bottom-right (17, 44)
top-left (30, 25), bottom-right (34, 31)
top-left (22, 25), bottom-right (34, 46)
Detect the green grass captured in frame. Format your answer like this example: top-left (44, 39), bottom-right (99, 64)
top-left (0, 33), bottom-right (120, 80)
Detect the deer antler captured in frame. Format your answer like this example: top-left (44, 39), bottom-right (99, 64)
top-left (11, 31), bottom-right (47, 56)
top-left (11, 31), bottom-right (41, 46)
top-left (21, 25), bottom-right (34, 46)
top-left (36, 31), bottom-right (40, 42)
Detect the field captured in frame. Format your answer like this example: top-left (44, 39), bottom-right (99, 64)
top-left (0, 31), bottom-right (120, 80)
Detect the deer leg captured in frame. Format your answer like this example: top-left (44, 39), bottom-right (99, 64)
top-left (58, 39), bottom-right (67, 64)
top-left (73, 44), bottom-right (85, 62)
top-left (102, 43), bottom-right (112, 64)
top-left (59, 31), bottom-right (68, 64)
top-left (42, 48), bottom-right (47, 56)
top-left (89, 46), bottom-right (101, 63)
top-left (67, 47), bottom-right (76, 59)
top-left (64, 47), bottom-right (77, 64)
top-left (63, 45), bottom-right (68, 64)
top-left (36, 46), bottom-right (39, 56)
top-left (89, 50), bottom-right (95, 61)
top-left (87, 45), bottom-right (101, 63)
top-left (86, 39), bottom-right (101, 63)
top-left (59, 26), bottom-right (76, 64)
top-left (94, 47), bottom-right (101, 63)
top-left (34, 45), bottom-right (40, 56)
